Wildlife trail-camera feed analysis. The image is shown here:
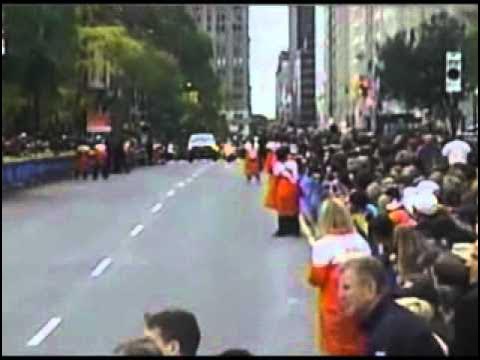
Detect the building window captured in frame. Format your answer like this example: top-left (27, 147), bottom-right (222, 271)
top-left (234, 68), bottom-right (243, 77)
top-left (234, 79), bottom-right (243, 88)
top-left (233, 46), bottom-right (241, 57)
top-left (217, 58), bottom-right (227, 68)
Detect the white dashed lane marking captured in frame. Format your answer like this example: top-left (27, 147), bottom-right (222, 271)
top-left (130, 224), bottom-right (145, 238)
top-left (176, 182), bottom-right (185, 188)
top-left (90, 257), bottom-right (113, 278)
top-left (26, 317), bottom-right (62, 347)
top-left (151, 203), bottom-right (163, 214)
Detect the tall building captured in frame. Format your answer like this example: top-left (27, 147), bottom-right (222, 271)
top-left (326, 5), bottom-right (351, 124)
top-left (276, 51), bottom-right (290, 124)
top-left (326, 5), bottom-right (475, 128)
top-left (315, 6), bottom-right (328, 128)
top-left (186, 5), bottom-right (251, 124)
top-left (288, 5), bottom-right (316, 126)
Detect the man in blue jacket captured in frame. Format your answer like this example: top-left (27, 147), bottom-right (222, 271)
top-left (339, 257), bottom-right (445, 356)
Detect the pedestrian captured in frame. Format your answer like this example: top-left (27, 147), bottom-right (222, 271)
top-left (146, 132), bottom-right (154, 166)
top-left (392, 225), bottom-right (430, 285)
top-left (385, 187), bottom-right (416, 227)
top-left (244, 141), bottom-right (261, 184)
top-left (338, 257), bottom-right (446, 356)
top-left (143, 309), bottom-right (201, 356)
top-left (412, 192), bottom-right (476, 249)
top-left (368, 214), bottom-right (397, 288)
top-left (93, 135), bottom-right (109, 180)
top-left (114, 337), bottom-right (163, 356)
top-left (263, 142), bottom-right (279, 211)
top-left (272, 146), bottom-right (300, 237)
top-left (298, 163), bottom-right (322, 228)
top-left (453, 239), bottom-right (478, 356)
top-left (417, 134), bottom-right (443, 175)
top-left (441, 137), bottom-right (472, 167)
top-left (74, 139), bottom-right (91, 180)
top-left (309, 198), bottom-right (371, 355)
top-left (348, 190), bottom-right (377, 240)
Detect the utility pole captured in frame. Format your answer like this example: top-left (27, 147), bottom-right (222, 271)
top-left (446, 51), bottom-right (462, 137)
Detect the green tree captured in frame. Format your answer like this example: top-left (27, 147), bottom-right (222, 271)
top-left (414, 11), bottom-right (467, 111)
top-left (464, 27), bottom-right (478, 89)
top-left (378, 30), bottom-right (417, 108)
top-left (114, 6), bottom-right (223, 135)
top-left (3, 5), bottom-right (79, 133)
top-left (378, 11), bottom-right (468, 116)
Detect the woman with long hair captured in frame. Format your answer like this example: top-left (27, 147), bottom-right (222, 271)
top-left (309, 198), bottom-right (371, 355)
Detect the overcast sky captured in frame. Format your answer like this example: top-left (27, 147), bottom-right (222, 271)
top-left (249, 6), bottom-right (288, 119)
top-left (249, 6), bottom-right (327, 119)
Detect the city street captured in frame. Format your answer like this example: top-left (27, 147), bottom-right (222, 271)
top-left (2, 3), bottom-right (478, 357)
top-left (2, 160), bottom-right (318, 356)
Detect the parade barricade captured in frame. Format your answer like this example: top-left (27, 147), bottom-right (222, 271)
top-left (2, 153), bottom-right (75, 191)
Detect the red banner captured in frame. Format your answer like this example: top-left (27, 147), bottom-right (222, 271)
top-left (87, 111), bottom-right (112, 133)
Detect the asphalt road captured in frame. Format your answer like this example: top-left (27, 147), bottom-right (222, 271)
top-left (2, 160), bottom-right (319, 356)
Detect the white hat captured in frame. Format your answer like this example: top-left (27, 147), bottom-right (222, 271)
top-left (413, 192), bottom-right (439, 216)
top-left (416, 180), bottom-right (440, 195)
top-left (402, 186), bottom-right (418, 214)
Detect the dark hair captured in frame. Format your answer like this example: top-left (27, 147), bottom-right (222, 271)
top-left (144, 310), bottom-right (201, 356)
top-left (114, 337), bottom-right (163, 356)
top-left (343, 257), bottom-right (389, 295)
top-left (276, 146), bottom-right (289, 162)
top-left (349, 190), bottom-right (369, 212)
top-left (370, 215), bottom-right (394, 240)
top-left (385, 186), bottom-right (401, 201)
top-left (219, 349), bottom-right (253, 356)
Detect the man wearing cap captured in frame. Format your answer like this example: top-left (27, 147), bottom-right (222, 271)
top-left (413, 192), bottom-right (476, 249)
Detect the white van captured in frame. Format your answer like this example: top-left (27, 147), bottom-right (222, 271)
top-left (187, 133), bottom-right (219, 161)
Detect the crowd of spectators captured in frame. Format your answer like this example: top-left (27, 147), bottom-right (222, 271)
top-left (110, 123), bottom-right (477, 357)
top-left (274, 123), bottom-right (477, 356)
top-left (2, 132), bottom-right (78, 159)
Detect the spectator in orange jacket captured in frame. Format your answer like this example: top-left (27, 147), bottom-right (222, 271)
top-left (309, 198), bottom-right (371, 355)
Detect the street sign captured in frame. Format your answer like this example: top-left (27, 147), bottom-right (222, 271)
top-left (446, 52), bottom-right (462, 93)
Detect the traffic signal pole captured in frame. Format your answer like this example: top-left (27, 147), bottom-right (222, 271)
top-left (446, 51), bottom-right (462, 137)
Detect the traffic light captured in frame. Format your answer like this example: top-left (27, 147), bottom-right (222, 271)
top-left (446, 51), bottom-right (462, 94)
